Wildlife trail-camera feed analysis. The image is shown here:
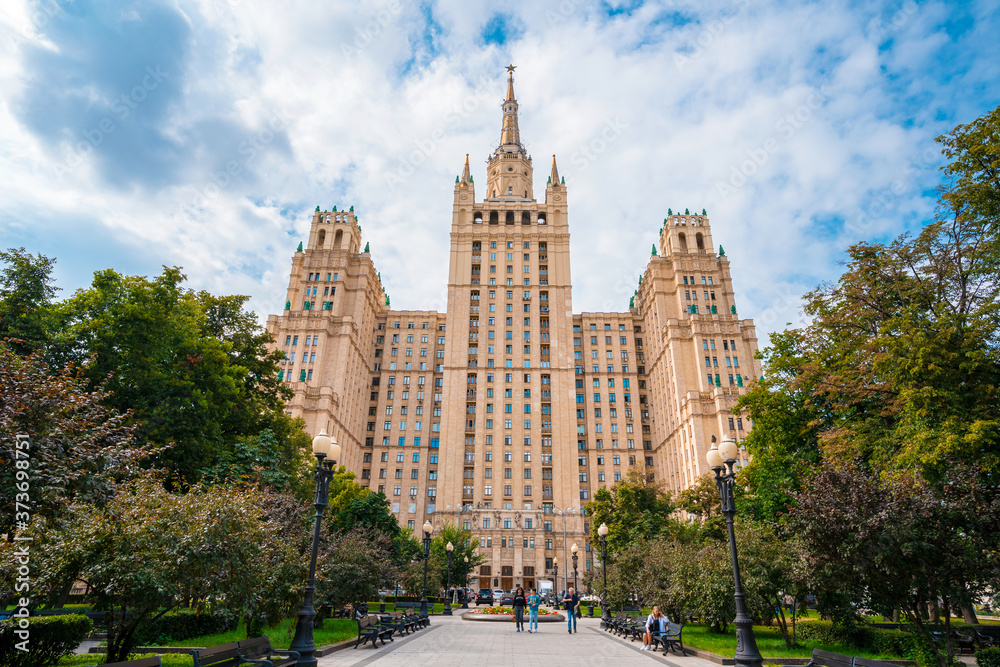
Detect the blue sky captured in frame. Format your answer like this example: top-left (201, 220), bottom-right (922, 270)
top-left (1, 0), bottom-right (998, 340)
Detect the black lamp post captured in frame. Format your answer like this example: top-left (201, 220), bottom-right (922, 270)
top-left (707, 437), bottom-right (764, 667)
top-left (462, 555), bottom-right (469, 608)
top-left (420, 520), bottom-right (433, 615)
top-left (598, 523), bottom-right (609, 606)
top-left (571, 543), bottom-right (579, 593)
top-left (444, 541), bottom-right (454, 615)
top-left (289, 431), bottom-right (341, 667)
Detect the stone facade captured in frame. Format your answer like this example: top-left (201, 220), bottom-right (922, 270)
top-left (265, 68), bottom-right (761, 594)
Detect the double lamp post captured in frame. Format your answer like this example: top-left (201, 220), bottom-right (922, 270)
top-left (707, 437), bottom-right (764, 667)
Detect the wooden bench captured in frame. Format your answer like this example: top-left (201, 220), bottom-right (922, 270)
top-left (784, 649), bottom-right (855, 667)
top-left (237, 637), bottom-right (299, 667)
top-left (102, 658), bottom-right (162, 667)
top-left (379, 612), bottom-right (409, 637)
top-left (191, 642), bottom-right (244, 667)
top-left (394, 602), bottom-right (429, 627)
top-left (356, 614), bottom-right (393, 649)
top-left (855, 658), bottom-right (906, 667)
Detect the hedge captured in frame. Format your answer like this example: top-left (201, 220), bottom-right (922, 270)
top-left (134, 610), bottom-right (237, 645)
top-left (978, 647), bottom-right (1000, 667)
top-left (381, 596), bottom-right (442, 604)
top-left (795, 621), bottom-right (916, 659)
top-left (0, 614), bottom-right (93, 667)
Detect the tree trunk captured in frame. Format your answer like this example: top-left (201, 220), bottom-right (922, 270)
top-left (928, 600), bottom-right (941, 624)
top-left (893, 608), bottom-right (899, 623)
top-left (961, 603), bottom-right (978, 625)
top-left (53, 580), bottom-right (74, 609)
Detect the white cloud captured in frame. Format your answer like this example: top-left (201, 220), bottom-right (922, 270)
top-left (0, 0), bottom-right (997, 347)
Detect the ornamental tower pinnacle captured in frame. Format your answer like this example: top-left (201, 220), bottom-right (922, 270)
top-left (486, 64), bottom-right (533, 201)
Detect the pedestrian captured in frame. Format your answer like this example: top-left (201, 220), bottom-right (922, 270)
top-left (641, 606), bottom-right (668, 651)
top-left (527, 588), bottom-right (541, 633)
top-left (562, 587), bottom-right (579, 633)
top-left (513, 585), bottom-right (527, 632)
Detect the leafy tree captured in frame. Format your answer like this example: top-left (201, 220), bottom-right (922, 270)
top-left (676, 474), bottom-right (726, 541)
top-left (789, 462), bottom-right (1000, 667)
top-left (316, 526), bottom-right (397, 612)
top-left (587, 468), bottom-right (678, 557)
top-left (4, 478), bottom-right (305, 662)
top-left (0, 345), bottom-right (150, 549)
top-left (429, 521), bottom-right (485, 592)
top-left (49, 266), bottom-right (298, 483)
top-left (0, 248), bottom-right (57, 356)
top-left (333, 489), bottom-right (401, 538)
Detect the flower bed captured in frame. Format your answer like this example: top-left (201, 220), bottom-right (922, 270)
top-left (477, 606), bottom-right (559, 616)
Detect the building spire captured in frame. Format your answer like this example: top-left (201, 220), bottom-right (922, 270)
top-left (500, 64), bottom-right (521, 147)
top-left (550, 154), bottom-right (559, 185)
top-left (461, 153), bottom-right (471, 183)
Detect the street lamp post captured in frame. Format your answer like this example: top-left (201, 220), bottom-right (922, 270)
top-left (289, 431), bottom-right (341, 667)
top-left (444, 542), bottom-right (454, 616)
top-left (420, 521), bottom-right (433, 616)
top-left (571, 543), bottom-right (579, 592)
top-left (462, 555), bottom-right (470, 608)
top-left (707, 438), bottom-right (764, 667)
top-left (598, 523), bottom-right (609, 606)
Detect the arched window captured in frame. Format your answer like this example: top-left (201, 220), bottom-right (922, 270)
top-left (333, 229), bottom-right (344, 249)
top-left (522, 212), bottom-right (531, 225)
top-left (537, 213), bottom-right (547, 225)
top-left (317, 230), bottom-right (326, 247)
top-left (696, 233), bottom-right (704, 250)
top-left (474, 212), bottom-right (483, 224)
top-left (489, 212), bottom-right (499, 225)
top-left (505, 212), bottom-right (515, 225)
top-left (678, 233), bottom-right (688, 250)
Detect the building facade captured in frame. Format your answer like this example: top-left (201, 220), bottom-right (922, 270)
top-left (266, 68), bottom-right (761, 593)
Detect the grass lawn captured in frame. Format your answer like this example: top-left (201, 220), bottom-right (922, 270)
top-left (156, 617), bottom-right (357, 648)
top-left (682, 624), bottom-right (908, 660)
top-left (60, 655), bottom-right (192, 667)
top-left (371, 602), bottom-right (446, 614)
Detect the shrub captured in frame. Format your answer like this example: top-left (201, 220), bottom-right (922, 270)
top-left (794, 620), bottom-right (916, 659)
top-left (977, 647), bottom-right (1000, 667)
top-left (134, 610), bottom-right (237, 645)
top-left (0, 614), bottom-right (93, 667)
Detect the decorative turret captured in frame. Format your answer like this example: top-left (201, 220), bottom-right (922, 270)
top-left (486, 65), bottom-right (533, 201)
top-left (296, 241), bottom-right (303, 253)
top-left (462, 154), bottom-right (471, 183)
top-left (550, 155), bottom-right (559, 185)
top-left (364, 242), bottom-right (370, 254)
top-left (651, 244), bottom-right (657, 256)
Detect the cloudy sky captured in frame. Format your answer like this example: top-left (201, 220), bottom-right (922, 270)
top-left (1, 0), bottom-right (997, 344)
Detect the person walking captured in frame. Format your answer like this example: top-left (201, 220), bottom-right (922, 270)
top-left (527, 588), bottom-right (541, 633)
top-left (513, 585), bottom-right (527, 632)
top-left (562, 587), bottom-right (579, 633)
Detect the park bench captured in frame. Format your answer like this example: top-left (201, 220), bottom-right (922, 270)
top-left (379, 612), bottom-right (409, 637)
top-left (930, 629), bottom-right (975, 653)
top-left (394, 601), bottom-right (430, 626)
top-left (784, 648), bottom-right (856, 667)
top-left (101, 658), bottom-right (162, 667)
top-left (191, 641), bottom-right (244, 667)
top-left (971, 626), bottom-right (997, 648)
top-left (600, 605), bottom-right (614, 630)
top-left (236, 637), bottom-right (300, 667)
top-left (855, 658), bottom-right (904, 667)
top-left (654, 622), bottom-right (686, 656)
top-left (356, 613), bottom-right (393, 649)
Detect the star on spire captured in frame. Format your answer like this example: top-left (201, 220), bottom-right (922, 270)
top-left (506, 64), bottom-right (517, 74)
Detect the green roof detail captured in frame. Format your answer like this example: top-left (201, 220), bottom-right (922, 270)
top-left (629, 295), bottom-right (635, 309)
top-left (285, 300), bottom-right (290, 310)
top-left (456, 175), bottom-right (460, 183)
top-left (561, 176), bottom-right (565, 184)
top-left (668, 208), bottom-right (673, 215)
top-left (685, 208), bottom-right (689, 214)
top-left (731, 305), bottom-right (737, 315)
top-left (651, 244), bottom-right (657, 256)
top-left (469, 175), bottom-right (473, 182)
top-left (333, 206), bottom-right (337, 212)
top-left (547, 176), bottom-right (551, 183)
top-left (364, 242), bottom-right (370, 253)
top-left (719, 245), bottom-right (726, 257)
top-left (350, 205), bottom-right (354, 212)
top-left (702, 208), bottom-right (707, 215)
top-left (385, 295), bottom-right (390, 306)
top-left (315, 205), bottom-right (320, 212)
top-left (296, 242), bottom-right (303, 253)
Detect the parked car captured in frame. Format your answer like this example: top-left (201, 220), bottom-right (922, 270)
top-left (476, 589), bottom-right (494, 605)
top-left (499, 591), bottom-right (514, 606)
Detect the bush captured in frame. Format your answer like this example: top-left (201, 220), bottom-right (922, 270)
top-left (382, 595), bottom-right (441, 604)
top-left (134, 610), bottom-right (237, 645)
top-left (794, 620), bottom-right (916, 659)
top-left (0, 614), bottom-right (93, 667)
top-left (977, 647), bottom-right (1000, 667)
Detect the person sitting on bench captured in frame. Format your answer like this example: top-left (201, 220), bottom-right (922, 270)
top-left (642, 607), bottom-right (668, 651)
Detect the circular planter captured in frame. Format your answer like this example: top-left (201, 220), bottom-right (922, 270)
top-left (462, 610), bottom-right (566, 622)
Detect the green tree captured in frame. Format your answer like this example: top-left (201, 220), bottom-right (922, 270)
top-left (0, 248), bottom-right (57, 356)
top-left (5, 478), bottom-right (305, 662)
top-left (49, 267), bottom-right (297, 483)
top-left (317, 526), bottom-right (398, 612)
top-left (790, 462), bottom-right (1000, 667)
top-left (587, 468), bottom-right (678, 557)
top-left (429, 521), bottom-right (485, 593)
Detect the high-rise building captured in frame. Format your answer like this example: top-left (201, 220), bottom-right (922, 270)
top-left (266, 67), bottom-right (761, 593)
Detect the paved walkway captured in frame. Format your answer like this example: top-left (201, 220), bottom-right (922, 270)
top-left (318, 615), bottom-right (721, 667)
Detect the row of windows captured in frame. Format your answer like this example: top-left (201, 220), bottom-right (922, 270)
top-left (681, 275), bottom-right (713, 285)
top-left (707, 373), bottom-right (744, 386)
top-left (377, 321), bottom-right (445, 331)
top-left (306, 272), bottom-right (338, 281)
top-left (685, 290), bottom-right (716, 300)
top-left (574, 336), bottom-right (633, 346)
top-left (573, 323), bottom-right (636, 332)
top-left (703, 339), bottom-right (739, 351)
top-left (704, 356), bottom-right (740, 367)
top-left (302, 285), bottom-right (336, 297)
